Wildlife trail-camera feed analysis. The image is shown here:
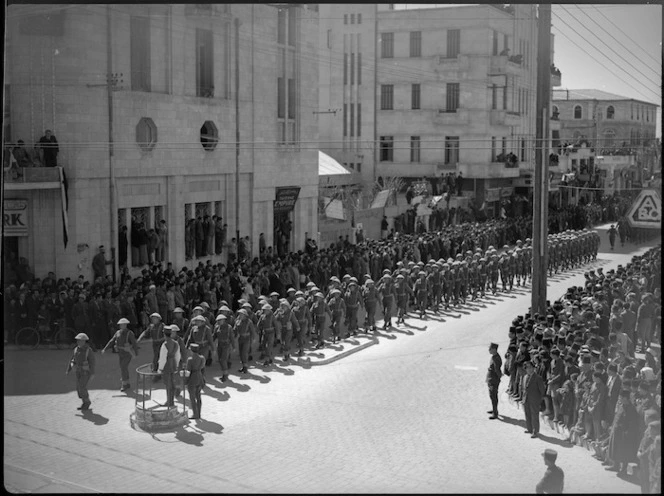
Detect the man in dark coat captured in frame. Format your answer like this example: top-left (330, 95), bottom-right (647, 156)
top-left (92, 245), bottom-right (107, 280)
top-left (606, 388), bottom-right (639, 475)
top-left (524, 360), bottom-right (546, 438)
top-left (486, 342), bottom-right (503, 419)
top-left (536, 449), bottom-right (565, 494)
top-left (38, 129), bottom-right (59, 167)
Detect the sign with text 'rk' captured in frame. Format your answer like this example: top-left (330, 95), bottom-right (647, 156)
top-left (3, 199), bottom-right (29, 236)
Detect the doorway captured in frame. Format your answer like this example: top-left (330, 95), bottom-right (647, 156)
top-left (273, 210), bottom-right (293, 258)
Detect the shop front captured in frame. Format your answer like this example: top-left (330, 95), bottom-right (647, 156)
top-left (273, 186), bottom-right (300, 257)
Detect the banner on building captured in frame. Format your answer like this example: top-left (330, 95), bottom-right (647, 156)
top-left (3, 199), bottom-right (29, 236)
top-left (274, 187), bottom-right (301, 213)
top-left (323, 197), bottom-right (346, 220)
top-left (370, 189), bottom-right (391, 209)
top-left (485, 188), bottom-right (501, 202)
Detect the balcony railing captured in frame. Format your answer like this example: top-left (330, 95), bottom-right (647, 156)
top-left (490, 110), bottom-right (521, 127)
top-left (3, 166), bottom-right (62, 189)
top-left (489, 55), bottom-right (523, 77)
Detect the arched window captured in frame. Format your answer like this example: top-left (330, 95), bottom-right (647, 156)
top-left (606, 106), bottom-right (614, 119)
top-left (603, 129), bottom-right (615, 149)
top-left (573, 105), bottom-right (582, 119)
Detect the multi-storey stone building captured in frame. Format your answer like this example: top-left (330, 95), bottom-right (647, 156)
top-left (3, 3), bottom-right (319, 280)
top-left (319, 4), bottom-right (555, 215)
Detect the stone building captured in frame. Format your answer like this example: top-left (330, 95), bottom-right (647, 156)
top-left (3, 3), bottom-right (319, 280)
top-left (319, 4), bottom-right (552, 216)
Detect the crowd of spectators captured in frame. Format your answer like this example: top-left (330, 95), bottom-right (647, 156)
top-left (504, 245), bottom-right (661, 492)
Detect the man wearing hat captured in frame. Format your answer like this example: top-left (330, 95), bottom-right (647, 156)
top-left (233, 309), bottom-right (258, 373)
top-left (183, 342), bottom-right (206, 419)
top-left (536, 449), bottom-right (564, 493)
top-left (362, 279), bottom-right (378, 333)
top-left (343, 280), bottom-right (362, 336)
top-left (213, 315), bottom-right (234, 382)
top-left (101, 318), bottom-right (139, 392)
top-left (158, 324), bottom-right (181, 407)
top-left (187, 315), bottom-right (214, 367)
top-left (328, 289), bottom-right (346, 344)
top-left (486, 342), bottom-right (503, 419)
top-left (275, 299), bottom-right (299, 362)
top-left (137, 312), bottom-right (165, 372)
top-left (66, 333), bottom-right (96, 410)
top-left (523, 360), bottom-right (546, 438)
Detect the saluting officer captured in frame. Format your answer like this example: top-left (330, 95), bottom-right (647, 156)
top-left (101, 317), bottom-right (139, 392)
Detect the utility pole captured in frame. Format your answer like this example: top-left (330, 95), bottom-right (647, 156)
top-left (235, 17), bottom-right (241, 249)
top-left (531, 4), bottom-right (551, 316)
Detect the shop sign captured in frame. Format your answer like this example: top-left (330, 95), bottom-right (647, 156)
top-left (3, 199), bottom-right (29, 236)
top-left (274, 187), bottom-right (301, 213)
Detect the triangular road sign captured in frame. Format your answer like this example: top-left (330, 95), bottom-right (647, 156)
top-left (626, 189), bottom-right (662, 229)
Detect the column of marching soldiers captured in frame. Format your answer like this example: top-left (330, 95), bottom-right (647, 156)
top-left (101, 228), bottom-right (600, 415)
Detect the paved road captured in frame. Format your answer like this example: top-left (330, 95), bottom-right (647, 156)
top-left (4, 225), bottom-right (657, 493)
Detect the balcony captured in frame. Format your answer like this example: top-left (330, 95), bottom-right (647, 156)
top-left (490, 110), bottom-right (521, 127)
top-left (184, 4), bottom-right (230, 17)
top-left (437, 54), bottom-right (471, 74)
top-left (4, 167), bottom-right (62, 190)
top-left (550, 65), bottom-right (562, 87)
top-left (489, 55), bottom-right (523, 77)
top-left (434, 108), bottom-right (470, 126)
top-left (457, 162), bottom-right (521, 179)
top-left (550, 114), bottom-right (561, 131)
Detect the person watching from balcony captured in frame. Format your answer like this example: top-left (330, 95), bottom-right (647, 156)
top-left (13, 140), bottom-right (33, 168)
top-left (38, 129), bottom-right (59, 167)
top-left (500, 47), bottom-right (510, 56)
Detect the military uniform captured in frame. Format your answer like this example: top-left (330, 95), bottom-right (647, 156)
top-left (138, 316), bottom-right (165, 372)
top-left (213, 316), bottom-right (234, 381)
top-left (67, 338), bottom-right (96, 410)
top-left (328, 292), bottom-right (346, 343)
top-left (487, 343), bottom-right (503, 418)
top-left (158, 335), bottom-right (181, 407)
top-left (102, 324), bottom-right (138, 391)
top-left (275, 301), bottom-right (299, 361)
top-left (343, 282), bottom-right (361, 336)
top-left (184, 345), bottom-right (206, 419)
top-left (233, 312), bottom-right (257, 373)
top-left (362, 282), bottom-right (378, 331)
top-left (311, 294), bottom-right (331, 348)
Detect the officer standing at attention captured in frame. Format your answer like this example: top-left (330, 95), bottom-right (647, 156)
top-left (66, 333), bottom-right (96, 410)
top-left (536, 449), bottom-right (565, 493)
top-left (487, 342), bottom-right (503, 419)
top-left (183, 342), bottom-right (206, 420)
top-left (158, 326), bottom-right (181, 407)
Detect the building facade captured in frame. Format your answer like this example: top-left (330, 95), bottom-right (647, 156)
top-left (319, 4), bottom-right (551, 214)
top-left (3, 3), bottom-right (319, 280)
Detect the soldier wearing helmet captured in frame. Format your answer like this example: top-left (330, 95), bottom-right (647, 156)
top-left (310, 291), bottom-right (331, 349)
top-left (101, 317), bottom-right (139, 392)
top-left (362, 279), bottom-right (378, 332)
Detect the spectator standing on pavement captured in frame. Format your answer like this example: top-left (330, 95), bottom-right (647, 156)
top-left (524, 360), bottom-right (546, 438)
top-left (380, 216), bottom-right (389, 239)
top-left (487, 342), bottom-right (502, 419)
top-left (101, 318), bottom-right (139, 392)
top-left (536, 449), bottom-right (565, 494)
top-left (92, 245), bottom-right (107, 280)
top-left (66, 332), bottom-right (95, 411)
top-left (607, 225), bottom-right (617, 251)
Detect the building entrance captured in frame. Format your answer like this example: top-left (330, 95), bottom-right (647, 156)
top-left (273, 211), bottom-right (293, 258)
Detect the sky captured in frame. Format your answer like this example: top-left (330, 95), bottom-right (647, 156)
top-left (393, 3), bottom-right (662, 137)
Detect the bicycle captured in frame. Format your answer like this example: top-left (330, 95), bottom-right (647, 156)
top-left (14, 318), bottom-right (76, 350)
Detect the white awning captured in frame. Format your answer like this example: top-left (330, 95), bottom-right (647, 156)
top-left (319, 150), bottom-right (353, 176)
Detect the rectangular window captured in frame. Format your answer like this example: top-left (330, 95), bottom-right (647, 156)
top-left (277, 77), bottom-right (285, 118)
top-left (410, 136), bottom-right (421, 163)
top-left (357, 163), bottom-right (362, 173)
top-left (350, 103), bottom-right (355, 137)
top-left (446, 83), bottom-right (459, 112)
top-left (287, 7), bottom-right (296, 46)
top-left (445, 136), bottom-right (459, 165)
top-left (350, 13), bottom-right (355, 24)
top-left (357, 13), bottom-right (362, 24)
top-left (288, 78), bottom-right (295, 119)
top-left (343, 53), bottom-right (348, 85)
top-left (344, 14), bottom-right (348, 25)
top-left (278, 9), bottom-right (286, 44)
top-left (502, 137), bottom-right (507, 155)
top-left (504, 34), bottom-right (509, 52)
top-left (411, 83), bottom-right (420, 110)
top-left (381, 32), bottom-right (394, 58)
top-left (492, 30), bottom-right (499, 56)
top-left (521, 138), bottom-right (525, 161)
top-left (327, 29), bottom-right (332, 49)
top-left (350, 53), bottom-right (355, 85)
top-left (491, 137), bottom-right (496, 161)
top-left (380, 136), bottom-right (394, 161)
top-left (491, 84), bottom-right (497, 110)
top-left (196, 28), bottom-right (213, 97)
top-left (381, 84), bottom-right (394, 110)
top-left (343, 103), bottom-right (347, 137)
top-left (410, 31), bottom-right (422, 57)
top-left (357, 103), bottom-right (361, 137)
top-left (502, 84), bottom-right (508, 110)
top-left (357, 53), bottom-right (362, 85)
top-left (447, 29), bottom-right (460, 58)
top-left (131, 16), bottom-right (151, 92)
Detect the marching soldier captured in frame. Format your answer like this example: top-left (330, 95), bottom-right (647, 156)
top-left (428, 263), bottom-right (443, 311)
top-left (257, 304), bottom-right (277, 367)
top-left (275, 299), bottom-right (299, 362)
top-left (292, 296), bottom-right (311, 356)
top-left (413, 272), bottom-right (428, 319)
top-left (362, 279), bottom-right (378, 332)
top-left (186, 315), bottom-right (214, 366)
top-left (66, 333), bottom-right (96, 411)
top-left (344, 279), bottom-right (362, 336)
top-left (328, 289), bottom-right (346, 343)
top-left (394, 274), bottom-right (412, 324)
top-left (101, 317), bottom-right (139, 392)
top-left (234, 309), bottom-right (257, 373)
top-left (311, 292), bottom-right (331, 349)
top-left (377, 272), bottom-right (396, 329)
top-left (183, 342), bottom-right (205, 419)
top-left (213, 314), bottom-right (234, 382)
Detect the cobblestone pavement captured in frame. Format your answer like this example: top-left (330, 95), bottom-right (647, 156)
top-left (4, 225), bottom-right (656, 493)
